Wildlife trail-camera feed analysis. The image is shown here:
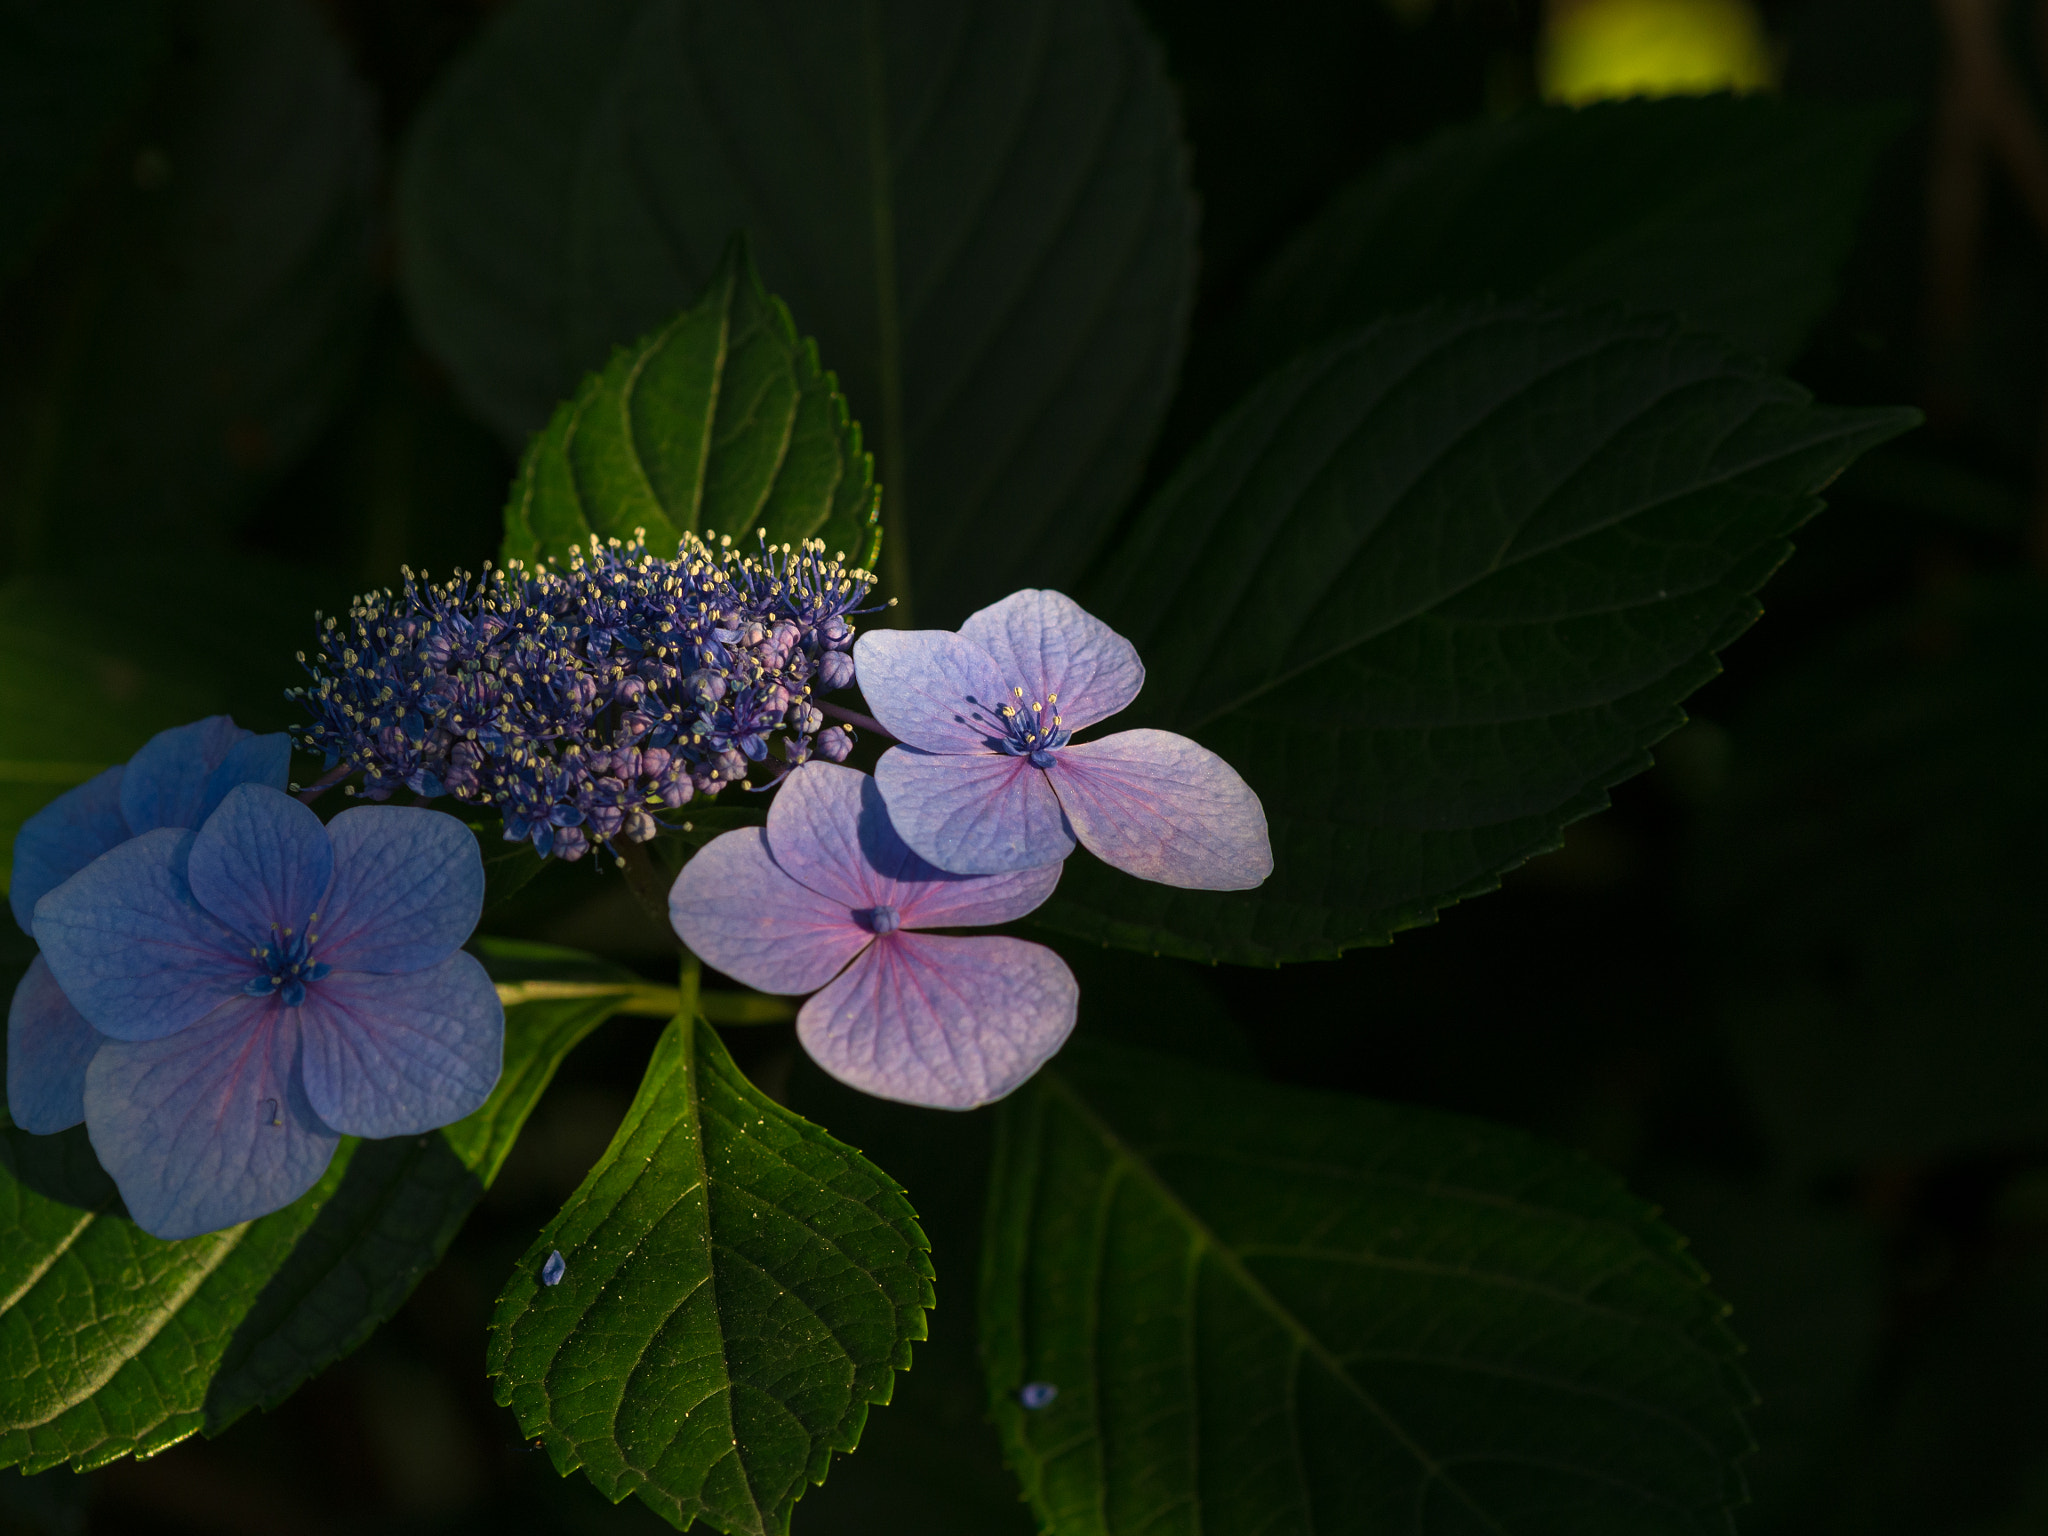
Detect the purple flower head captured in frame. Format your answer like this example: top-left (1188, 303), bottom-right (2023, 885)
top-left (669, 761), bottom-right (1077, 1109)
top-left (290, 531), bottom-right (877, 862)
top-left (7, 716), bottom-right (289, 1136)
top-left (29, 784), bottom-right (502, 1239)
top-left (853, 590), bottom-right (1274, 889)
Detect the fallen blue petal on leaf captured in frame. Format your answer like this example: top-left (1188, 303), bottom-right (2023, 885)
top-left (541, 1250), bottom-right (566, 1287)
top-left (1019, 1382), bottom-right (1058, 1410)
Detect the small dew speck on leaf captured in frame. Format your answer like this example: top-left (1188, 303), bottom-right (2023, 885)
top-left (541, 1250), bottom-right (566, 1287)
top-left (1019, 1382), bottom-right (1057, 1410)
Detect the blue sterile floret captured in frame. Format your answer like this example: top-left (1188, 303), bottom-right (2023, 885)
top-left (290, 530), bottom-right (877, 860)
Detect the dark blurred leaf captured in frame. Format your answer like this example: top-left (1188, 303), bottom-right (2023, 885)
top-left (983, 1040), bottom-right (1755, 1534)
top-left (399, 0), bottom-right (1193, 621)
top-left (490, 1013), bottom-right (932, 1536)
top-left (1037, 304), bottom-right (1915, 963)
top-left (502, 237), bottom-right (879, 571)
top-left (1231, 95), bottom-right (1900, 384)
top-left (0, 0), bottom-right (167, 280)
top-left (0, 0), bottom-right (376, 561)
top-left (0, 987), bottom-right (627, 1472)
top-left (1690, 576), bottom-right (2048, 1170)
top-left (0, 549), bottom-right (339, 909)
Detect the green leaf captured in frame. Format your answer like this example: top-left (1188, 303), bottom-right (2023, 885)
top-left (1037, 303), bottom-right (1917, 964)
top-left (501, 237), bottom-right (879, 571)
top-left (982, 1041), bottom-right (1755, 1535)
top-left (491, 1013), bottom-right (932, 1536)
top-left (398, 0), bottom-right (1193, 622)
top-left (0, 0), bottom-right (167, 280)
top-left (0, 984), bottom-right (627, 1471)
top-left (1687, 576), bottom-right (2048, 1171)
top-left (0, 0), bottom-right (376, 564)
top-left (1230, 95), bottom-right (1900, 384)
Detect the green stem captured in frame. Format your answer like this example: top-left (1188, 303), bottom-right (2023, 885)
top-left (492, 979), bottom-right (794, 1024)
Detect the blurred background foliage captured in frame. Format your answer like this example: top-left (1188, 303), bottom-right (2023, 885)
top-left (4, 0), bottom-right (2048, 1530)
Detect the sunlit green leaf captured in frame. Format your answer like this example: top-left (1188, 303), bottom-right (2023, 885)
top-left (491, 1013), bottom-right (931, 1536)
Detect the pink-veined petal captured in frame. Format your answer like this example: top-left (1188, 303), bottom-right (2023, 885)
top-left (84, 997), bottom-right (340, 1240)
top-left (1050, 729), bottom-right (1273, 891)
top-left (296, 952), bottom-right (504, 1138)
top-left (960, 589), bottom-right (1144, 732)
top-left (874, 748), bottom-right (1072, 876)
top-left (796, 933), bottom-right (1077, 1109)
top-left (669, 827), bottom-right (870, 993)
top-left (852, 628), bottom-right (1014, 753)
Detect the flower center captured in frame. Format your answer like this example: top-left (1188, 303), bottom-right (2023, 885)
top-left (861, 904), bottom-right (902, 935)
top-left (996, 687), bottom-right (1069, 769)
top-left (243, 915), bottom-right (331, 1007)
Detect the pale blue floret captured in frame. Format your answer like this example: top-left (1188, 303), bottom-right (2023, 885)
top-left (30, 782), bottom-right (503, 1240)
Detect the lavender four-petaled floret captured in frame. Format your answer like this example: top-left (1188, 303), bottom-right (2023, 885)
top-left (669, 761), bottom-right (1078, 1109)
top-left (853, 590), bottom-right (1274, 890)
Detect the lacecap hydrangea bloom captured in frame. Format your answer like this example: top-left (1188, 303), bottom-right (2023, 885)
top-left (291, 531), bottom-right (876, 861)
top-left (8, 716), bottom-right (289, 1136)
top-left (30, 782), bottom-right (502, 1239)
top-left (854, 590), bottom-right (1272, 888)
top-left (670, 761), bottom-right (1077, 1109)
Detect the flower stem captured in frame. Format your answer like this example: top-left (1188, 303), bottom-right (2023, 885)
top-left (491, 979), bottom-right (793, 1024)
top-left (296, 763), bottom-right (352, 805)
top-left (818, 701), bottom-right (895, 741)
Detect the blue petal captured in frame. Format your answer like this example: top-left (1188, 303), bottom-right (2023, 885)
top-left (119, 716), bottom-right (248, 834)
top-left (6, 956), bottom-right (103, 1133)
top-left (295, 951), bottom-right (504, 1138)
top-left (84, 996), bottom-right (340, 1240)
top-left (9, 765), bottom-right (127, 936)
top-left (186, 784), bottom-right (335, 941)
top-left (1049, 730), bottom-right (1273, 891)
top-left (314, 805), bottom-right (484, 974)
top-left (873, 747), bottom-right (1073, 875)
top-left (194, 731), bottom-right (293, 825)
top-left (33, 827), bottom-right (251, 1042)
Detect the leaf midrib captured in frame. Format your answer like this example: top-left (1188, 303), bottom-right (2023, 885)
top-left (1044, 1070), bottom-right (1510, 1536)
top-left (1173, 331), bottom-right (1823, 735)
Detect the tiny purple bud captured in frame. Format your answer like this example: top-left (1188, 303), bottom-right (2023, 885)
top-left (1019, 1382), bottom-right (1057, 1410)
top-left (814, 726), bottom-right (853, 762)
top-left (818, 650), bottom-right (856, 691)
top-left (541, 1250), bottom-right (566, 1286)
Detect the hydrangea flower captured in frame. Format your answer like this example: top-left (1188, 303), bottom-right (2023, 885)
top-left (853, 590), bottom-right (1273, 888)
top-left (291, 531), bottom-right (874, 861)
top-left (669, 761), bottom-right (1077, 1109)
top-left (7, 716), bottom-right (289, 1136)
top-left (30, 783), bottom-right (502, 1239)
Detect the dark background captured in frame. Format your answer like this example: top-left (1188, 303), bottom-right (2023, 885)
top-left (7, 0), bottom-right (2048, 1531)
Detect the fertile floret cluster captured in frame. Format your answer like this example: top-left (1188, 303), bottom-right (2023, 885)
top-left (291, 531), bottom-right (877, 860)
